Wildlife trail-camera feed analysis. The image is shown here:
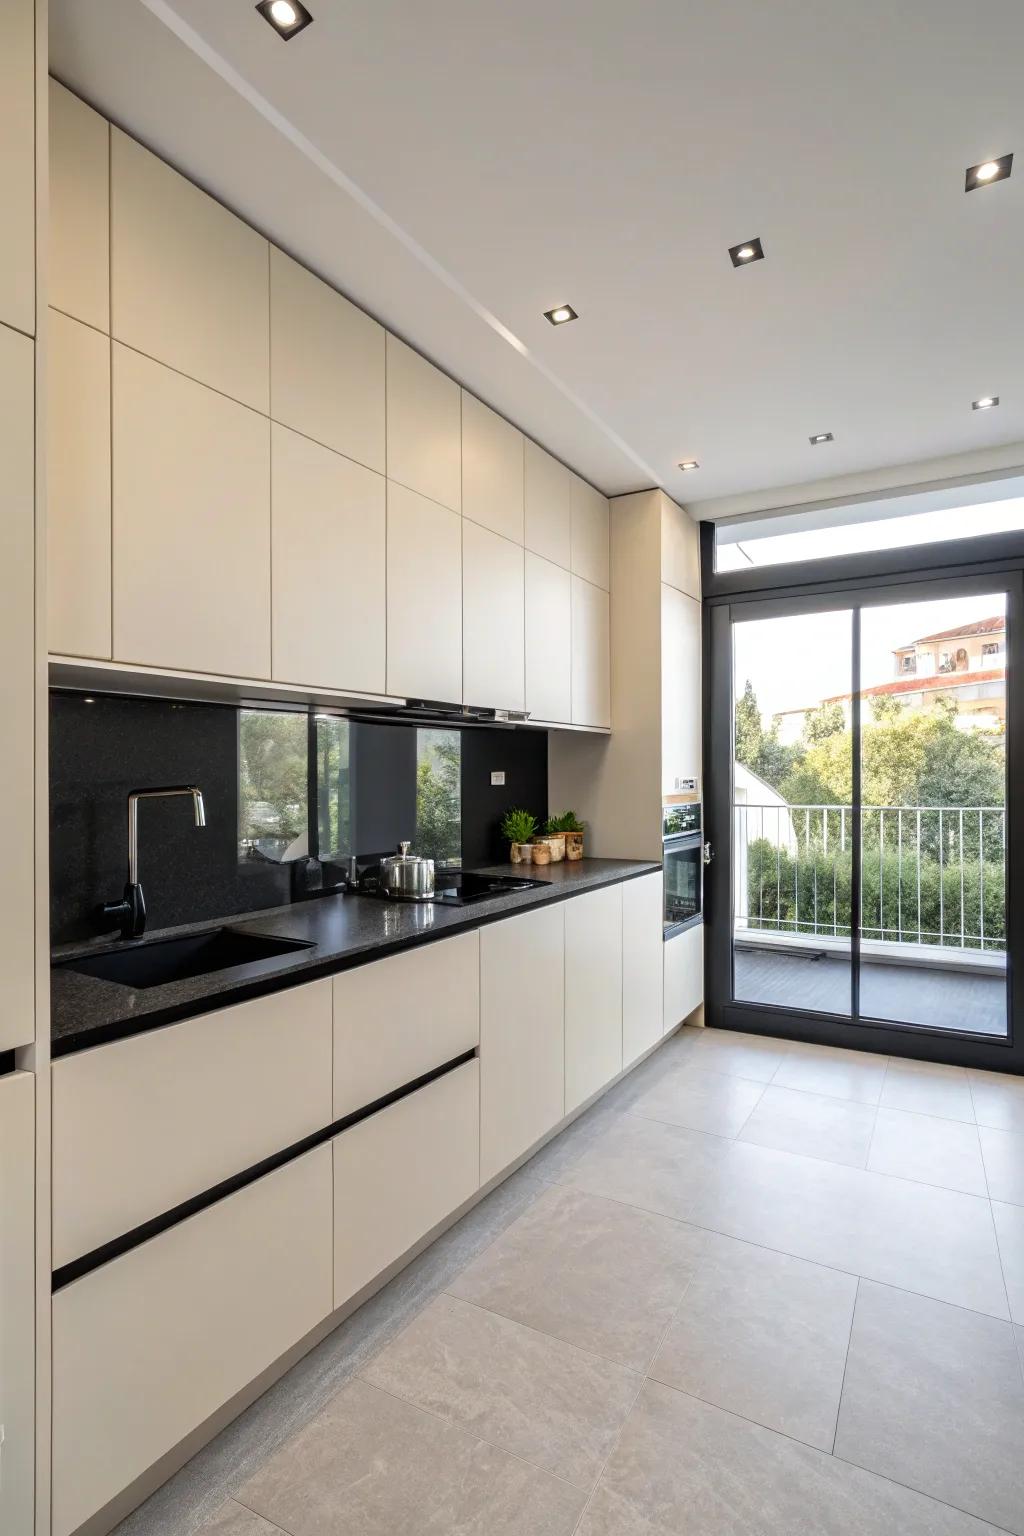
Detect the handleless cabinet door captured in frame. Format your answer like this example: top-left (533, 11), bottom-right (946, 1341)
top-left (0, 1073), bottom-right (34, 1536)
top-left (112, 345), bottom-right (272, 679)
top-left (569, 474), bottom-right (610, 591)
top-left (565, 883), bottom-right (623, 1112)
top-left (661, 583), bottom-right (701, 794)
top-left (461, 392), bottom-right (524, 542)
top-left (386, 482), bottom-right (462, 702)
top-left (386, 335), bottom-right (461, 512)
top-left (480, 905), bottom-right (564, 1185)
top-left (50, 81), bottom-right (110, 332)
top-left (524, 439), bottom-right (571, 569)
top-left (664, 923), bottom-right (703, 1032)
top-left (271, 424), bottom-right (386, 693)
top-left (571, 576), bottom-right (611, 728)
top-left (111, 130), bottom-right (269, 412)
top-left (52, 1148), bottom-right (333, 1536)
top-left (462, 520), bottom-right (524, 710)
top-left (270, 247), bottom-right (385, 473)
top-left (0, 0), bottom-right (34, 335)
top-left (48, 310), bottom-right (112, 659)
top-left (525, 552), bottom-right (571, 723)
top-left (622, 872), bottom-right (665, 1066)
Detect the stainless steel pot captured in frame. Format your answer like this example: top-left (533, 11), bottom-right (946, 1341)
top-left (377, 841), bottom-right (435, 900)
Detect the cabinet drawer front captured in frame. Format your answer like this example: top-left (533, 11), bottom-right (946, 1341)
top-left (333, 932), bottom-right (479, 1118)
top-left (334, 1060), bottom-right (479, 1306)
top-left (52, 980), bottom-right (333, 1269)
top-left (52, 1147), bottom-right (333, 1536)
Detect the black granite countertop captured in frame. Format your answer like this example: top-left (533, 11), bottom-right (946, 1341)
top-left (51, 858), bottom-right (661, 1056)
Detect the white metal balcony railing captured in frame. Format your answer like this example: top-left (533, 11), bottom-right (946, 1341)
top-left (734, 802), bottom-right (1006, 953)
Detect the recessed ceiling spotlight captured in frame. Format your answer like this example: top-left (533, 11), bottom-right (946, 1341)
top-left (544, 304), bottom-right (578, 326)
top-left (256, 0), bottom-right (313, 39)
top-left (965, 153), bottom-right (1012, 191)
top-left (972, 395), bottom-right (1000, 410)
top-left (729, 237), bottom-right (764, 268)
top-left (809, 431), bottom-right (834, 445)
top-left (678, 460), bottom-right (700, 471)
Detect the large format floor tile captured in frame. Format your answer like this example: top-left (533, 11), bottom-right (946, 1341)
top-left (628, 1062), bottom-right (765, 1137)
top-left (686, 1138), bottom-right (1010, 1317)
top-left (649, 1232), bottom-right (857, 1450)
top-left (867, 1107), bottom-right (987, 1195)
top-left (979, 1124), bottom-right (1024, 1205)
top-left (199, 1504), bottom-right (277, 1536)
top-left (993, 1200), bottom-right (1024, 1324)
top-left (969, 1067), bottom-right (1024, 1132)
top-left (771, 1041), bottom-right (888, 1105)
top-left (361, 1293), bottom-right (640, 1490)
top-left (834, 1280), bottom-right (1024, 1535)
top-left (236, 1377), bottom-right (585, 1536)
top-left (558, 1110), bottom-right (732, 1223)
top-left (448, 1184), bottom-right (704, 1370)
top-left (687, 1028), bottom-right (792, 1082)
top-left (578, 1381), bottom-right (1004, 1536)
top-left (738, 1084), bottom-right (877, 1168)
top-left (880, 1059), bottom-right (976, 1122)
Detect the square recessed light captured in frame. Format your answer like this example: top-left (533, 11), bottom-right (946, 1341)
top-left (965, 153), bottom-right (1012, 191)
top-left (972, 395), bottom-right (1000, 410)
top-left (678, 459), bottom-right (700, 471)
top-left (256, 0), bottom-right (313, 38)
top-left (544, 304), bottom-right (578, 326)
top-left (809, 431), bottom-right (834, 444)
top-left (729, 237), bottom-right (764, 268)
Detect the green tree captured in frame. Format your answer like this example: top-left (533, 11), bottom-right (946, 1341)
top-left (734, 680), bottom-right (797, 793)
top-left (803, 699), bottom-right (846, 744)
top-left (415, 730), bottom-right (461, 864)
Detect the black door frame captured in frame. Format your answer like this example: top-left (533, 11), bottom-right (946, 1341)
top-left (702, 523), bottom-right (1024, 1074)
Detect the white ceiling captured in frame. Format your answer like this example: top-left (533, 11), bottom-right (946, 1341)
top-left (49, 0), bottom-right (1024, 513)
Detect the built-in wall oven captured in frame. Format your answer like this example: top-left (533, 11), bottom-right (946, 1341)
top-left (663, 803), bottom-right (705, 935)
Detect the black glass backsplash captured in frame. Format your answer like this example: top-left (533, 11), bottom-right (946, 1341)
top-left (49, 692), bottom-right (548, 946)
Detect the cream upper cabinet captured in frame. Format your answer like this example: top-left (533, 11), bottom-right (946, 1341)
top-left (0, 326), bottom-right (35, 1050)
top-left (111, 130), bottom-right (269, 412)
top-left (525, 552), bottom-right (571, 724)
top-left (524, 439), bottom-right (571, 569)
top-left (480, 905), bottom-right (564, 1185)
top-left (270, 247), bottom-right (385, 473)
top-left (661, 583), bottom-right (701, 794)
top-left (387, 482), bottom-right (462, 702)
top-left (570, 473), bottom-right (610, 590)
top-left (0, 0), bottom-right (34, 335)
top-left (48, 310), bottom-right (112, 659)
top-left (112, 345), bottom-right (271, 678)
top-left (0, 1073), bottom-right (34, 1536)
top-left (564, 884), bottom-right (623, 1112)
top-left (661, 496), bottom-right (700, 600)
top-left (622, 872), bottom-right (665, 1066)
top-left (271, 424), bottom-right (386, 692)
top-left (462, 521), bottom-right (524, 711)
top-left (461, 392), bottom-right (524, 542)
top-left (664, 922), bottom-right (703, 1032)
top-left (571, 576), bottom-right (611, 729)
top-left (49, 81), bottom-right (110, 332)
top-left (386, 335), bottom-right (461, 512)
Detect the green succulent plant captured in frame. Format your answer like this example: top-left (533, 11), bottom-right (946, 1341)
top-left (501, 807), bottom-right (539, 845)
top-left (545, 810), bottom-right (585, 834)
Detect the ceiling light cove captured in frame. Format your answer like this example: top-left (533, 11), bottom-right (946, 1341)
top-left (544, 304), bottom-right (578, 326)
top-left (965, 153), bottom-right (1012, 191)
top-left (256, 0), bottom-right (313, 39)
top-left (972, 395), bottom-right (1000, 410)
top-left (677, 459), bottom-right (700, 472)
top-left (729, 237), bottom-right (764, 268)
top-left (809, 431), bottom-right (834, 445)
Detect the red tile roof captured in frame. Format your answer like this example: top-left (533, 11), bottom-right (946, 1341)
top-left (823, 666), bottom-right (1006, 703)
top-left (895, 616), bottom-right (1004, 649)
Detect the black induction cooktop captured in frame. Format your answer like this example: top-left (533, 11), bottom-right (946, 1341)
top-left (431, 870), bottom-right (550, 905)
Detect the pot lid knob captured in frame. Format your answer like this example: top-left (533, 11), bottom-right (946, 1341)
top-left (398, 840), bottom-right (411, 856)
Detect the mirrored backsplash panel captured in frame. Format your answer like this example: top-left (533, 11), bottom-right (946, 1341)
top-left (50, 692), bottom-right (548, 945)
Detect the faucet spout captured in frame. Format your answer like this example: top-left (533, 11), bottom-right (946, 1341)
top-left (103, 785), bottom-right (207, 940)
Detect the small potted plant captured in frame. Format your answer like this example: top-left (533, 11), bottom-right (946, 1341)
top-left (548, 810), bottom-right (585, 859)
top-left (538, 817), bottom-right (567, 862)
top-left (501, 807), bottom-right (541, 864)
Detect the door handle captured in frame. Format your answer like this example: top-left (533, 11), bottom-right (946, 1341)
top-left (702, 841), bottom-right (714, 865)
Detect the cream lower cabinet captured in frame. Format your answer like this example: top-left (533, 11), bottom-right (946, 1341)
top-left (525, 552), bottom-right (571, 724)
top-left (622, 872), bottom-right (665, 1066)
top-left (565, 884), bottom-right (623, 1111)
top-left (52, 1147), bottom-right (334, 1536)
top-left (664, 922), bottom-right (704, 1031)
top-left (462, 519), bottom-right (525, 711)
top-left (334, 1060), bottom-right (479, 1307)
top-left (480, 905), bottom-right (564, 1184)
top-left (0, 1073), bottom-right (34, 1536)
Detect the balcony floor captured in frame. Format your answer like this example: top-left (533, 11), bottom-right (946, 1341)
top-left (735, 946), bottom-right (1006, 1036)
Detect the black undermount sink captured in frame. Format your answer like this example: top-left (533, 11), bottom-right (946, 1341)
top-left (57, 927), bottom-right (315, 990)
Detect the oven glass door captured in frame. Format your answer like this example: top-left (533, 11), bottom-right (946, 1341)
top-left (664, 836), bottom-right (702, 929)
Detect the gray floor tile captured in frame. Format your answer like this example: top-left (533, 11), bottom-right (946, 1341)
top-left (196, 1503), bottom-right (278, 1536)
top-left (738, 1084), bottom-right (876, 1168)
top-left (880, 1059), bottom-right (976, 1122)
top-left (969, 1068), bottom-right (1024, 1132)
top-left (578, 1380), bottom-right (1004, 1536)
top-left (771, 1041), bottom-right (888, 1105)
top-left (979, 1124), bottom-right (1024, 1205)
top-left (649, 1233), bottom-right (856, 1450)
top-left (993, 1200), bottom-right (1024, 1325)
top-left (868, 1107), bottom-right (987, 1195)
top-left (834, 1280), bottom-right (1024, 1535)
top-left (557, 1110), bottom-right (733, 1223)
top-left (686, 1138), bottom-right (1010, 1318)
top-left (628, 1062), bottom-right (765, 1138)
top-left (361, 1293), bottom-right (640, 1490)
top-left (449, 1184), bottom-right (703, 1371)
top-left (687, 1028), bottom-right (791, 1082)
top-left (237, 1377), bottom-right (585, 1536)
